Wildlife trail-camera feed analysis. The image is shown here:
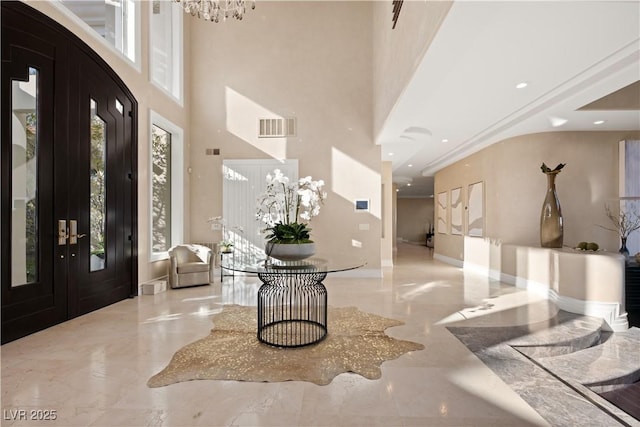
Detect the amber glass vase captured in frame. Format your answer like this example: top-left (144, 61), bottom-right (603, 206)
top-left (540, 171), bottom-right (563, 248)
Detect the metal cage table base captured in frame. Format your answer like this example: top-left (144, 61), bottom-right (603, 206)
top-left (257, 270), bottom-right (328, 348)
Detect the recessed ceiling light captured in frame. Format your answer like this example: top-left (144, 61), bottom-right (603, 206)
top-left (388, 152), bottom-right (394, 156)
top-left (516, 82), bottom-right (528, 89)
top-left (408, 164), bottom-right (413, 167)
top-left (550, 117), bottom-right (568, 127)
top-left (593, 120), bottom-right (605, 125)
top-left (407, 183), bottom-right (412, 187)
top-left (442, 139), bottom-right (448, 143)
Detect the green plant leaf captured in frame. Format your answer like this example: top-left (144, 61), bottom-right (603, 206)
top-left (265, 222), bottom-right (313, 244)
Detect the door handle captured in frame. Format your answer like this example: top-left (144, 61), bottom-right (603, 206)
top-left (68, 220), bottom-right (86, 245)
top-left (58, 220), bottom-right (68, 245)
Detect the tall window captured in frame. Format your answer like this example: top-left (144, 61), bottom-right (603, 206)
top-left (151, 124), bottom-right (171, 252)
top-left (150, 111), bottom-right (183, 260)
top-left (59, 0), bottom-right (140, 66)
top-left (150, 0), bottom-right (183, 101)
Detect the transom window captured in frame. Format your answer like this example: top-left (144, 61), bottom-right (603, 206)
top-left (59, 0), bottom-right (140, 66)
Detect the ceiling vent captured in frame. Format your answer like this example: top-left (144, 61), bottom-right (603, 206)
top-left (259, 118), bottom-right (296, 138)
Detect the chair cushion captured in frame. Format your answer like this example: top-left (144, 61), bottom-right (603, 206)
top-left (177, 262), bottom-right (210, 274)
top-left (172, 246), bottom-right (207, 264)
top-left (175, 271), bottom-right (210, 288)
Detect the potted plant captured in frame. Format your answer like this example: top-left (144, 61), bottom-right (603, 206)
top-left (219, 241), bottom-right (234, 253)
top-left (256, 169), bottom-right (326, 261)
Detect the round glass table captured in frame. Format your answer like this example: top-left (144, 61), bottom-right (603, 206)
top-left (222, 255), bottom-right (366, 348)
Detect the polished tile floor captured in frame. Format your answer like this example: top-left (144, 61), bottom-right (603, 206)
top-left (2, 243), bottom-right (612, 426)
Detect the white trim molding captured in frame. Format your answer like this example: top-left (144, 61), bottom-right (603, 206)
top-left (381, 258), bottom-right (394, 268)
top-left (434, 253), bottom-right (464, 268)
top-left (493, 271), bottom-right (628, 332)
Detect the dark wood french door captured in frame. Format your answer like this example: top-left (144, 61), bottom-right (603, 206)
top-left (1, 2), bottom-right (137, 344)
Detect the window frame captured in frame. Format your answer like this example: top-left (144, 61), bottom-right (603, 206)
top-left (52, 0), bottom-right (142, 72)
top-left (149, 0), bottom-right (184, 104)
top-left (149, 110), bottom-right (184, 262)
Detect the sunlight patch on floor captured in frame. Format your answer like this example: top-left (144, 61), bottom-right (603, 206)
top-left (142, 313), bottom-right (184, 324)
top-left (436, 290), bottom-right (550, 326)
top-left (396, 281), bottom-right (452, 301)
top-left (190, 307), bottom-right (224, 317)
top-left (182, 295), bottom-right (221, 302)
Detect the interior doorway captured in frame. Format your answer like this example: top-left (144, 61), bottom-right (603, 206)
top-left (222, 159), bottom-right (298, 257)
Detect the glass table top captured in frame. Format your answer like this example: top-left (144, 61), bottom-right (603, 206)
top-left (221, 253), bottom-right (366, 275)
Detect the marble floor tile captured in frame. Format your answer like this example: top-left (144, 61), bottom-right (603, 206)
top-left (3, 242), bottom-right (634, 426)
top-left (447, 309), bottom-right (640, 426)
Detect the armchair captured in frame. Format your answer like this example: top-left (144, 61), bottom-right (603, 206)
top-left (167, 244), bottom-right (214, 289)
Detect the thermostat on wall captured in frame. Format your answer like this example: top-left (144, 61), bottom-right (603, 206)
top-left (355, 199), bottom-right (369, 211)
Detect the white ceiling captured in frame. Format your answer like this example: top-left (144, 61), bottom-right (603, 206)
top-left (380, 1), bottom-right (640, 198)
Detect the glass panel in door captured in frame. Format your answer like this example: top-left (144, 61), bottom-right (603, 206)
top-left (89, 99), bottom-right (107, 272)
top-left (11, 67), bottom-right (38, 287)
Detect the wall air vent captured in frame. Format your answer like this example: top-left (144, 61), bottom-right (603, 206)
top-left (259, 118), bottom-right (296, 138)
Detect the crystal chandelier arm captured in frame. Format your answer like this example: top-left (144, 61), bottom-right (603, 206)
top-left (175, 0), bottom-right (255, 23)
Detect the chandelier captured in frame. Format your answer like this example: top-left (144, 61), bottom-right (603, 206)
top-left (175, 0), bottom-right (256, 23)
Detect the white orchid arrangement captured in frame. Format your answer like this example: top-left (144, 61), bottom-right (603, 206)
top-left (256, 169), bottom-right (326, 244)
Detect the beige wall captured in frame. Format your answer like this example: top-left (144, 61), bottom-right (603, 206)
top-left (435, 131), bottom-right (640, 262)
top-left (26, 0), bottom-right (191, 283)
top-left (25, 1), bottom-right (640, 283)
top-left (397, 198), bottom-right (434, 244)
top-left (188, 1), bottom-right (381, 268)
top-left (381, 161), bottom-right (394, 266)
top-left (372, 0), bottom-right (452, 140)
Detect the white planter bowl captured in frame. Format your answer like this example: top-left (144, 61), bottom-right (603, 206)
top-left (265, 242), bottom-right (316, 261)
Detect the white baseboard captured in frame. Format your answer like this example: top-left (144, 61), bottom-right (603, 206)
top-left (555, 295), bottom-right (628, 332)
top-left (434, 253), bottom-right (464, 268)
top-left (464, 261), bottom-right (629, 332)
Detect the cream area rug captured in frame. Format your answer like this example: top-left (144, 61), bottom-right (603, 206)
top-left (148, 305), bottom-right (424, 387)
